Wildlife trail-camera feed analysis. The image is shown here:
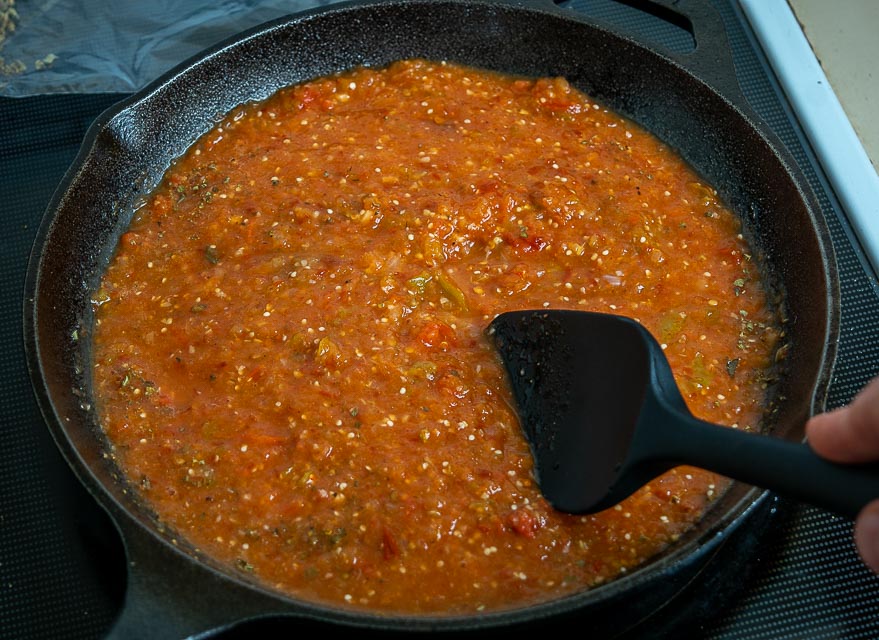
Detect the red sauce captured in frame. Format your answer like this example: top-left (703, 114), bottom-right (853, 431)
top-left (91, 59), bottom-right (782, 615)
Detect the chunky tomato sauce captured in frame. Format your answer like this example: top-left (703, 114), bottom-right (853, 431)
top-left (91, 59), bottom-right (782, 615)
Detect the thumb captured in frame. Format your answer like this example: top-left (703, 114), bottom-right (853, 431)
top-left (806, 376), bottom-right (879, 464)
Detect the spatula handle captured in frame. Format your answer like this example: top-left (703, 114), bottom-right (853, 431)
top-left (671, 417), bottom-right (879, 520)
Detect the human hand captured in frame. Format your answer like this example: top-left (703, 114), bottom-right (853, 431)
top-left (806, 375), bottom-right (879, 573)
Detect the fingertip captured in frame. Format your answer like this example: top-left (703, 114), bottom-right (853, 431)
top-left (854, 500), bottom-right (879, 575)
top-left (805, 408), bottom-right (851, 462)
top-left (807, 375), bottom-right (879, 462)
top-left (805, 409), bottom-right (831, 439)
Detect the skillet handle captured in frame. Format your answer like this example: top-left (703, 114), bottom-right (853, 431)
top-left (104, 516), bottom-right (290, 640)
top-left (553, 0), bottom-right (758, 118)
top-left (636, 0), bottom-right (749, 107)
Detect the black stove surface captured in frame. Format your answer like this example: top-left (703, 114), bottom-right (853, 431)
top-left (2, 1), bottom-right (878, 638)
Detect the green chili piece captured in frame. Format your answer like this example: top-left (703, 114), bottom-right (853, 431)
top-left (436, 272), bottom-right (468, 310)
top-left (408, 273), bottom-right (432, 294)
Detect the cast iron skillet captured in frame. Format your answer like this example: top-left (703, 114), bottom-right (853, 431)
top-left (23, 0), bottom-right (839, 637)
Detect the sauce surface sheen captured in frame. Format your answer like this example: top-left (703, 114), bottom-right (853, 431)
top-left (91, 59), bottom-right (781, 615)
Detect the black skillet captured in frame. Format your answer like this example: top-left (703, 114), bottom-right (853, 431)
top-left (23, 0), bottom-right (839, 637)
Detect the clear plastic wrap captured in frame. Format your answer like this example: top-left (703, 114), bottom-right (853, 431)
top-left (0, 0), bottom-right (338, 96)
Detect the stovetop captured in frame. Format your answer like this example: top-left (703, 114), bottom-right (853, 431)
top-left (2, 1), bottom-right (878, 638)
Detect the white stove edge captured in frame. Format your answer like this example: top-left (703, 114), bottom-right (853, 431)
top-left (738, 0), bottom-right (879, 281)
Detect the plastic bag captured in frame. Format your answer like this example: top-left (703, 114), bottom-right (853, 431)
top-left (0, 0), bottom-right (339, 96)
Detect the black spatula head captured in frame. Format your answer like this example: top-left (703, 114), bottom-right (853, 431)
top-left (488, 309), bottom-right (676, 513)
top-left (488, 309), bottom-right (879, 519)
